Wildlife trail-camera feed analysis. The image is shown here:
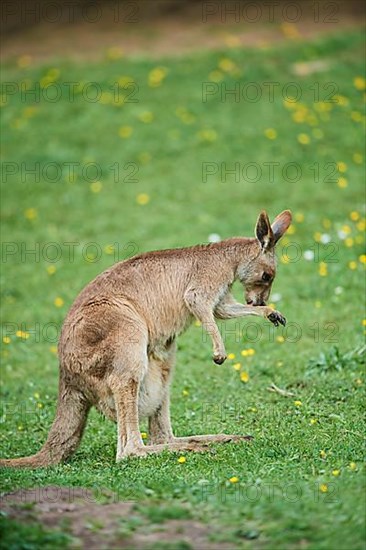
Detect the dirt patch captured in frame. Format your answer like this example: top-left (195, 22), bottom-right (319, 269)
top-left (1, 486), bottom-right (235, 549)
top-left (1, 0), bottom-right (365, 64)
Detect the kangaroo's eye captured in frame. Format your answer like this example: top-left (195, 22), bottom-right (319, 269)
top-left (262, 272), bottom-right (272, 282)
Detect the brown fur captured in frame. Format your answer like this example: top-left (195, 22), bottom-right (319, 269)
top-left (0, 210), bottom-right (292, 467)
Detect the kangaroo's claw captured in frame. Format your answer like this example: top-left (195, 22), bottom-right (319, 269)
top-left (213, 353), bottom-right (227, 365)
top-left (268, 311), bottom-right (286, 327)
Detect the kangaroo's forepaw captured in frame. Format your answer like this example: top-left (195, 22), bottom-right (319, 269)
top-left (213, 353), bottom-right (227, 365)
top-left (268, 310), bottom-right (286, 327)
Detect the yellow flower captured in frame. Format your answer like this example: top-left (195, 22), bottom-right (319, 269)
top-left (348, 261), bottom-right (357, 270)
top-left (136, 193), bottom-right (150, 206)
top-left (341, 224), bottom-right (352, 234)
top-left (54, 297), bottom-right (64, 308)
top-left (24, 208), bottom-right (38, 220)
top-left (320, 450), bottom-right (327, 458)
top-left (18, 425), bottom-right (24, 431)
top-left (141, 432), bottom-right (147, 440)
top-left (295, 212), bottom-right (304, 223)
top-left (337, 177), bottom-right (348, 188)
top-left (349, 462), bottom-right (357, 471)
top-left (209, 70), bottom-right (223, 82)
top-left (229, 476), bottom-right (239, 483)
top-left (277, 361), bottom-right (283, 367)
top-left (47, 265), bottom-right (56, 275)
top-left (276, 335), bottom-right (285, 343)
top-left (148, 66), bottom-right (168, 87)
top-left (337, 162), bottom-right (347, 173)
top-left (197, 129), bottom-right (217, 142)
top-left (240, 371), bottom-right (249, 383)
top-left (359, 255), bottom-right (366, 264)
top-left (177, 456), bottom-right (186, 464)
top-left (16, 330), bottom-right (29, 340)
top-left (319, 484), bottom-right (328, 493)
top-left (104, 244), bottom-right (115, 255)
top-left (322, 218), bottom-right (332, 229)
top-left (351, 111), bottom-right (362, 122)
top-left (264, 128), bottom-right (277, 140)
top-left (233, 363), bottom-right (241, 371)
top-left (350, 211), bottom-right (360, 221)
top-left (182, 389), bottom-right (189, 396)
top-left (138, 111), bottom-right (154, 123)
top-left (332, 469), bottom-right (340, 477)
top-left (292, 110), bottom-right (306, 123)
top-left (297, 133), bottom-right (310, 145)
top-left (319, 262), bottom-right (328, 276)
top-left (353, 76), bottom-right (366, 90)
top-left (90, 181), bottom-right (102, 193)
top-left (118, 75), bottom-right (135, 87)
top-left (352, 153), bottom-right (363, 164)
top-left (194, 320), bottom-right (201, 327)
top-left (218, 58), bottom-right (236, 73)
top-left (357, 220), bottom-right (366, 231)
top-left (227, 353), bottom-right (236, 360)
top-left (34, 392), bottom-right (40, 399)
top-left (344, 238), bottom-right (354, 248)
top-left (118, 126), bottom-right (133, 138)
top-left (98, 92), bottom-right (113, 105)
top-left (287, 225), bottom-right (296, 235)
top-left (37, 402), bottom-right (43, 409)
top-left (333, 94), bottom-right (349, 106)
top-left (23, 106), bottom-right (38, 118)
top-left (2, 336), bottom-right (11, 344)
top-left (281, 254), bottom-right (290, 264)
top-left (362, 319), bottom-right (366, 327)
top-left (310, 418), bottom-right (318, 425)
top-left (294, 400), bottom-right (302, 407)
top-left (50, 346), bottom-right (58, 354)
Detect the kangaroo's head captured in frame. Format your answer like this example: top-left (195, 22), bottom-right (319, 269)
top-left (238, 210), bottom-right (292, 306)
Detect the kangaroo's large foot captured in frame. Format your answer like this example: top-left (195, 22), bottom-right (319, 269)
top-left (117, 434), bottom-right (252, 460)
top-left (172, 434), bottom-right (253, 445)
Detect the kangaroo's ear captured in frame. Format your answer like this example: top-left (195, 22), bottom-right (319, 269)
top-left (271, 210), bottom-right (293, 244)
top-left (255, 210), bottom-right (274, 251)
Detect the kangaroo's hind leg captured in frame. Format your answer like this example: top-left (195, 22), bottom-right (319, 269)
top-left (147, 338), bottom-right (176, 445)
top-left (108, 320), bottom-right (149, 460)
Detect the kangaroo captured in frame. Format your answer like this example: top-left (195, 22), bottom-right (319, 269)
top-left (0, 209), bottom-right (292, 468)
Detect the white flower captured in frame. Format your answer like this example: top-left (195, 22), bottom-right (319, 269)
top-left (320, 234), bottom-right (331, 244)
top-left (303, 250), bottom-right (315, 261)
top-left (208, 233), bottom-right (221, 243)
top-left (337, 230), bottom-right (347, 240)
top-left (271, 293), bottom-right (282, 303)
top-left (334, 286), bottom-right (343, 295)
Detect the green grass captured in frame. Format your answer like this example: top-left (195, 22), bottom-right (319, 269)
top-left (1, 29), bottom-right (365, 549)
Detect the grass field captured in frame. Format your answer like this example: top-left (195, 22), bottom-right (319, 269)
top-left (1, 28), bottom-right (365, 549)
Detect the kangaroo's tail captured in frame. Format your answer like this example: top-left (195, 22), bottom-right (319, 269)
top-left (0, 374), bottom-right (90, 468)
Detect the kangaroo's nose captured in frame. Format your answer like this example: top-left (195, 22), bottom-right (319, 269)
top-left (246, 299), bottom-right (253, 305)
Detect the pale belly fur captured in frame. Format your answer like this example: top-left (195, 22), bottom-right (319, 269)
top-left (96, 358), bottom-right (166, 421)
